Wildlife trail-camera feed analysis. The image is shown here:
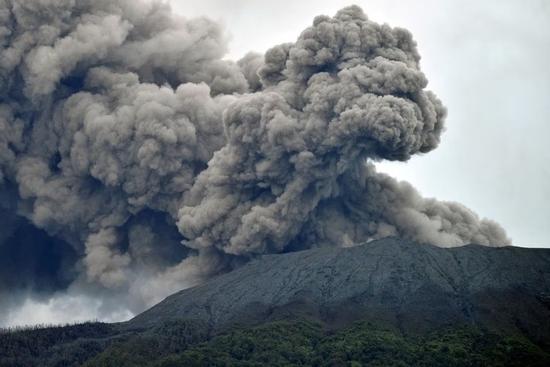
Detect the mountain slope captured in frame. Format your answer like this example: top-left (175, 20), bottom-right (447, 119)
top-left (128, 238), bottom-right (550, 339)
top-left (3, 237), bottom-right (550, 366)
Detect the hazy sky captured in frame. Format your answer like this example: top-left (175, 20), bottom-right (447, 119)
top-left (169, 0), bottom-right (550, 247)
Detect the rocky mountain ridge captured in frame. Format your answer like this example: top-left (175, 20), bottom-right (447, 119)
top-left (128, 237), bottom-right (550, 342)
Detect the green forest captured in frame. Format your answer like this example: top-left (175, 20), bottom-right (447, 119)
top-left (1, 318), bottom-right (549, 367)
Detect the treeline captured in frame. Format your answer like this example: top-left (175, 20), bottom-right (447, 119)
top-left (119, 321), bottom-right (550, 367)
top-left (2, 318), bottom-right (550, 366)
top-left (0, 320), bottom-right (103, 334)
top-left (85, 320), bottom-right (550, 367)
top-left (0, 322), bottom-right (115, 367)
top-left (0, 320), bottom-right (208, 367)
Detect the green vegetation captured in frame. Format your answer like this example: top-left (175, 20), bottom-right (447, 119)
top-left (153, 321), bottom-right (550, 367)
top-left (0, 322), bottom-right (114, 367)
top-left (2, 319), bottom-right (550, 367)
top-left (82, 320), bottom-right (209, 367)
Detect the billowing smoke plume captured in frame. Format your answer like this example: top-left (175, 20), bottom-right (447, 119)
top-left (0, 0), bottom-right (509, 324)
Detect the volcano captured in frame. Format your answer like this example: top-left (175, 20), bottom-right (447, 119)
top-left (2, 238), bottom-right (550, 366)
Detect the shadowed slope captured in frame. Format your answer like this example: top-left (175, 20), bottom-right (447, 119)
top-left (128, 238), bottom-right (550, 344)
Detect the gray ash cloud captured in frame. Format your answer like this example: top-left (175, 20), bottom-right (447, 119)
top-left (0, 0), bottom-right (509, 323)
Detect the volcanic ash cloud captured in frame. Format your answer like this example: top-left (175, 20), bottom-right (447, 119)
top-left (0, 0), bottom-right (510, 323)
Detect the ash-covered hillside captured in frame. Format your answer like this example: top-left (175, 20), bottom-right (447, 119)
top-left (2, 238), bottom-right (550, 366)
top-left (129, 237), bottom-right (550, 336)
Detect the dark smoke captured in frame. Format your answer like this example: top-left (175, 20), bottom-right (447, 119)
top-left (0, 0), bottom-right (509, 324)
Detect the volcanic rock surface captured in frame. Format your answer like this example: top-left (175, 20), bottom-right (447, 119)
top-left (128, 238), bottom-right (550, 342)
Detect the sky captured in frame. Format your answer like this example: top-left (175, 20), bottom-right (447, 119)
top-left (168, 0), bottom-right (550, 247)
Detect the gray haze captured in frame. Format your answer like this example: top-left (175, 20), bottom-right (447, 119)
top-left (0, 0), bottom-right (512, 326)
